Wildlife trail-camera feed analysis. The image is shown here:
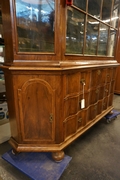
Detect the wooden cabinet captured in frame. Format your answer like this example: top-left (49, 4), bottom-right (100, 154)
top-left (0, 0), bottom-right (119, 161)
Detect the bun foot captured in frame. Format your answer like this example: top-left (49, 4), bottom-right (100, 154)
top-left (52, 150), bottom-right (65, 162)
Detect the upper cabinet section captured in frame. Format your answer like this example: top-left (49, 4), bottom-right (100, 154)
top-left (0, 0), bottom-right (62, 63)
top-left (66, 0), bottom-right (120, 57)
top-left (16, 0), bottom-right (55, 53)
top-left (0, 0), bottom-right (120, 65)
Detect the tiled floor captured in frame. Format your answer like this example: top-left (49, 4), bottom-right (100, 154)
top-left (0, 94), bottom-right (120, 180)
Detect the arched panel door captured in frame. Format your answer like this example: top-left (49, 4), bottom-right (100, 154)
top-left (18, 78), bottom-right (55, 143)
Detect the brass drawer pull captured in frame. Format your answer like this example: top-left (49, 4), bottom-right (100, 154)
top-left (80, 79), bottom-right (85, 84)
top-left (78, 118), bottom-right (82, 123)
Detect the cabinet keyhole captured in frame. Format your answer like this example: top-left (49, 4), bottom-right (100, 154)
top-left (49, 114), bottom-right (53, 123)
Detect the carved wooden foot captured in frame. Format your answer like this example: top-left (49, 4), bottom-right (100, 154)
top-left (52, 150), bottom-right (65, 162)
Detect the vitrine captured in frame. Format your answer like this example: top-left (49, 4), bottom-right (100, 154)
top-left (0, 0), bottom-right (119, 161)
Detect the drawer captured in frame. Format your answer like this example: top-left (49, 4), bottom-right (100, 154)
top-left (89, 86), bottom-right (105, 104)
top-left (77, 109), bottom-right (87, 129)
top-left (87, 103), bottom-right (97, 122)
top-left (89, 88), bottom-right (99, 104)
top-left (102, 97), bottom-right (108, 110)
top-left (65, 72), bottom-right (80, 95)
top-left (63, 115), bottom-right (77, 139)
top-left (97, 100), bottom-right (103, 115)
top-left (91, 68), bottom-right (106, 87)
top-left (104, 83), bottom-right (110, 97)
top-left (99, 86), bottom-right (105, 100)
top-left (106, 68), bottom-right (116, 83)
top-left (108, 94), bottom-right (114, 107)
top-left (64, 96), bottom-right (79, 118)
top-left (110, 80), bottom-right (115, 94)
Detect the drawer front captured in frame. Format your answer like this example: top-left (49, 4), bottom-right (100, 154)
top-left (64, 96), bottom-right (79, 119)
top-left (63, 67), bottom-right (116, 140)
top-left (63, 116), bottom-right (77, 139)
top-left (91, 68), bottom-right (106, 87)
top-left (87, 104), bottom-right (97, 122)
top-left (106, 68), bottom-right (116, 83)
top-left (77, 109), bottom-right (87, 129)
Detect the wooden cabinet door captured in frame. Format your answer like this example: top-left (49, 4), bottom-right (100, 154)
top-left (18, 78), bottom-right (55, 143)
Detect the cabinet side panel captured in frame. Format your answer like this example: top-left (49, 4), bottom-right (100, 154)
top-left (3, 70), bottom-right (18, 140)
top-left (1, 0), bottom-right (14, 62)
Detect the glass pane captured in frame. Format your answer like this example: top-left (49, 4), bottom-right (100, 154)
top-left (73, 0), bottom-right (86, 11)
top-left (85, 16), bottom-right (99, 55)
top-left (111, 0), bottom-right (120, 28)
top-left (108, 29), bottom-right (116, 56)
top-left (98, 24), bottom-right (108, 55)
top-left (88, 0), bottom-right (101, 19)
top-left (66, 7), bottom-right (85, 54)
top-left (102, 0), bottom-right (112, 24)
top-left (15, 0), bottom-right (55, 52)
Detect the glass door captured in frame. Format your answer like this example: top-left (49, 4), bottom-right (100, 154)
top-left (15, 0), bottom-right (55, 52)
top-left (66, 0), bottom-right (119, 57)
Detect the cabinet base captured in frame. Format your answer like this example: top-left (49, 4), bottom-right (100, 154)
top-left (8, 106), bottom-right (113, 161)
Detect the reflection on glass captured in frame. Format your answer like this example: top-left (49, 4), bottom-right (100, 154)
top-left (111, 0), bottom-right (120, 28)
top-left (88, 0), bottom-right (101, 19)
top-left (15, 0), bottom-right (55, 52)
top-left (98, 24), bottom-right (108, 55)
top-left (108, 29), bottom-right (116, 56)
top-left (102, 0), bottom-right (112, 24)
top-left (73, 0), bottom-right (86, 11)
top-left (66, 7), bottom-right (85, 54)
top-left (85, 16), bottom-right (99, 55)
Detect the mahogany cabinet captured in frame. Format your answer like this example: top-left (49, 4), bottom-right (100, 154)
top-left (0, 0), bottom-right (119, 161)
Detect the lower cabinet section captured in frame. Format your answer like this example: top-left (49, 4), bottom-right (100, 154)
top-left (3, 65), bottom-right (116, 161)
